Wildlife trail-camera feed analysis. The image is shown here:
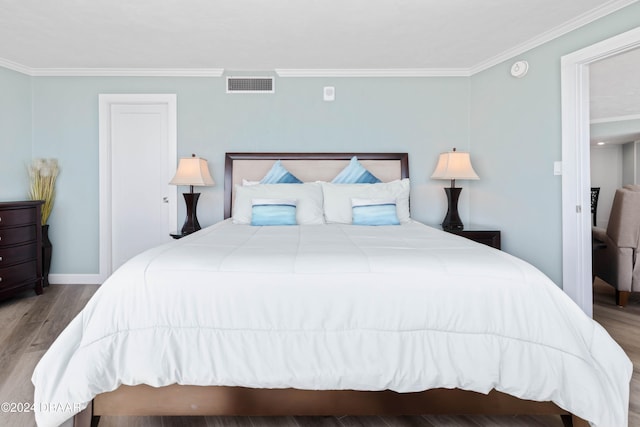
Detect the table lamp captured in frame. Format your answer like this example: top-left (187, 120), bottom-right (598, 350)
top-left (169, 154), bottom-right (215, 235)
top-left (431, 148), bottom-right (479, 231)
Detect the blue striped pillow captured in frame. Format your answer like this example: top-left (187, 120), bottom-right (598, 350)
top-left (332, 157), bottom-right (381, 184)
top-left (352, 198), bottom-right (400, 226)
top-left (251, 199), bottom-right (297, 226)
top-left (260, 160), bottom-right (302, 184)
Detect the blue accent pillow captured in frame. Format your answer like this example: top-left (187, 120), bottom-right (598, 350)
top-left (351, 198), bottom-right (400, 226)
top-left (251, 199), bottom-right (297, 226)
top-left (332, 157), bottom-right (381, 184)
top-left (260, 160), bottom-right (302, 184)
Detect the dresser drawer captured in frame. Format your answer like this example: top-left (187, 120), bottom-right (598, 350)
top-left (0, 208), bottom-right (37, 227)
top-left (0, 243), bottom-right (37, 267)
top-left (0, 260), bottom-right (38, 287)
top-left (0, 225), bottom-right (37, 247)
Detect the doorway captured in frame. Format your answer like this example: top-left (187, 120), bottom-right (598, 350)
top-left (98, 94), bottom-right (177, 281)
top-left (561, 26), bottom-right (640, 317)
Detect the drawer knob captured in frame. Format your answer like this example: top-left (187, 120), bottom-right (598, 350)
top-left (0, 256), bottom-right (2, 261)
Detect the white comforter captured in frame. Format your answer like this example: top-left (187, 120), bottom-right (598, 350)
top-left (32, 220), bottom-right (632, 427)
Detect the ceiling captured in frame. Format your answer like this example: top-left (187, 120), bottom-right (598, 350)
top-left (591, 48), bottom-right (640, 121)
top-left (590, 48), bottom-right (640, 145)
top-left (0, 0), bottom-right (635, 72)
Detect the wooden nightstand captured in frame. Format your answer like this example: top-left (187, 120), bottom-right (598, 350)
top-left (170, 231), bottom-right (196, 239)
top-left (448, 229), bottom-right (501, 250)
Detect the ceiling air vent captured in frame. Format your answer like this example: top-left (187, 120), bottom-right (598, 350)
top-left (226, 77), bottom-right (275, 93)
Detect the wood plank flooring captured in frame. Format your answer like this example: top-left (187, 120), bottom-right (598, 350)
top-left (0, 280), bottom-right (635, 426)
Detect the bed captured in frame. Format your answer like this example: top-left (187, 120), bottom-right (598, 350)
top-left (32, 152), bottom-right (631, 427)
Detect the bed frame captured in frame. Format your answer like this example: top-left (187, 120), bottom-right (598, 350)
top-left (74, 152), bottom-right (587, 427)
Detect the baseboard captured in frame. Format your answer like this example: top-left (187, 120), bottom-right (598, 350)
top-left (48, 274), bottom-right (104, 285)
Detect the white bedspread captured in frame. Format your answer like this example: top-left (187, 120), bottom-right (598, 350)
top-left (32, 220), bottom-right (632, 427)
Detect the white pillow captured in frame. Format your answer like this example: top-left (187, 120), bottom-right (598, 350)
top-left (321, 179), bottom-right (410, 224)
top-left (233, 183), bottom-right (325, 225)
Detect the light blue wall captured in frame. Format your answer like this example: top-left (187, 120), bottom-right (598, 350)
top-left (0, 67), bottom-right (32, 200)
top-left (469, 3), bottom-right (640, 285)
top-left (30, 76), bottom-right (470, 275)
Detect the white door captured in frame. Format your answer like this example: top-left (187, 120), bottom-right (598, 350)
top-left (99, 95), bottom-right (177, 278)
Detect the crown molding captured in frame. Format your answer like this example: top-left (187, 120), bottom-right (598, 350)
top-left (275, 68), bottom-right (470, 77)
top-left (0, 62), bottom-right (224, 77)
top-left (469, 0), bottom-right (639, 75)
top-left (0, 57), bottom-right (33, 75)
top-left (1, 61), bottom-right (469, 78)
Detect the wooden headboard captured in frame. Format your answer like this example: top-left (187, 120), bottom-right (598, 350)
top-left (224, 152), bottom-right (409, 219)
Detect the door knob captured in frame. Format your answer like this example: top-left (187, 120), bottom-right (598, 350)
top-left (162, 197), bottom-right (169, 203)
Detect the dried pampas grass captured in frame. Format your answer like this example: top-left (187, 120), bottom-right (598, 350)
top-left (28, 158), bottom-right (59, 225)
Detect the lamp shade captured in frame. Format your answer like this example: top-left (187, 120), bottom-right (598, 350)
top-left (431, 150), bottom-right (479, 181)
top-left (169, 156), bottom-right (215, 187)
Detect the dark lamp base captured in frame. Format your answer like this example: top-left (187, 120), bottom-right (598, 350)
top-left (441, 187), bottom-right (464, 231)
top-left (180, 192), bottom-right (202, 235)
top-left (442, 223), bottom-right (464, 232)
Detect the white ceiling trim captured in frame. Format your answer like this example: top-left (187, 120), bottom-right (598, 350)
top-left (469, 0), bottom-right (639, 75)
top-left (275, 69), bottom-right (471, 78)
top-left (0, 57), bottom-right (33, 75)
top-left (0, 61), bottom-right (224, 77)
top-left (591, 113), bottom-right (640, 124)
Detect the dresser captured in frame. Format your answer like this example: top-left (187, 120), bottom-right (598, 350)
top-left (0, 201), bottom-right (44, 300)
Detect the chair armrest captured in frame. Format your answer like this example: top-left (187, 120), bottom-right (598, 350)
top-left (593, 226), bottom-right (608, 243)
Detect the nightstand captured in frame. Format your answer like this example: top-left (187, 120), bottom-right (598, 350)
top-left (170, 231), bottom-right (197, 239)
top-left (447, 228), bottom-right (501, 250)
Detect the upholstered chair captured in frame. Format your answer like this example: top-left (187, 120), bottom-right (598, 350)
top-left (592, 186), bottom-right (640, 306)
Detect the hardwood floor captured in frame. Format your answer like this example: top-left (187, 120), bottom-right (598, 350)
top-left (0, 281), bottom-right (635, 426)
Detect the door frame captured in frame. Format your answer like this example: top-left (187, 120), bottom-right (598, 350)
top-left (98, 94), bottom-right (177, 282)
top-left (561, 26), bottom-right (640, 316)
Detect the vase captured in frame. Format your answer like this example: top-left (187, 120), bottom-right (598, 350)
top-left (42, 224), bottom-right (52, 287)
